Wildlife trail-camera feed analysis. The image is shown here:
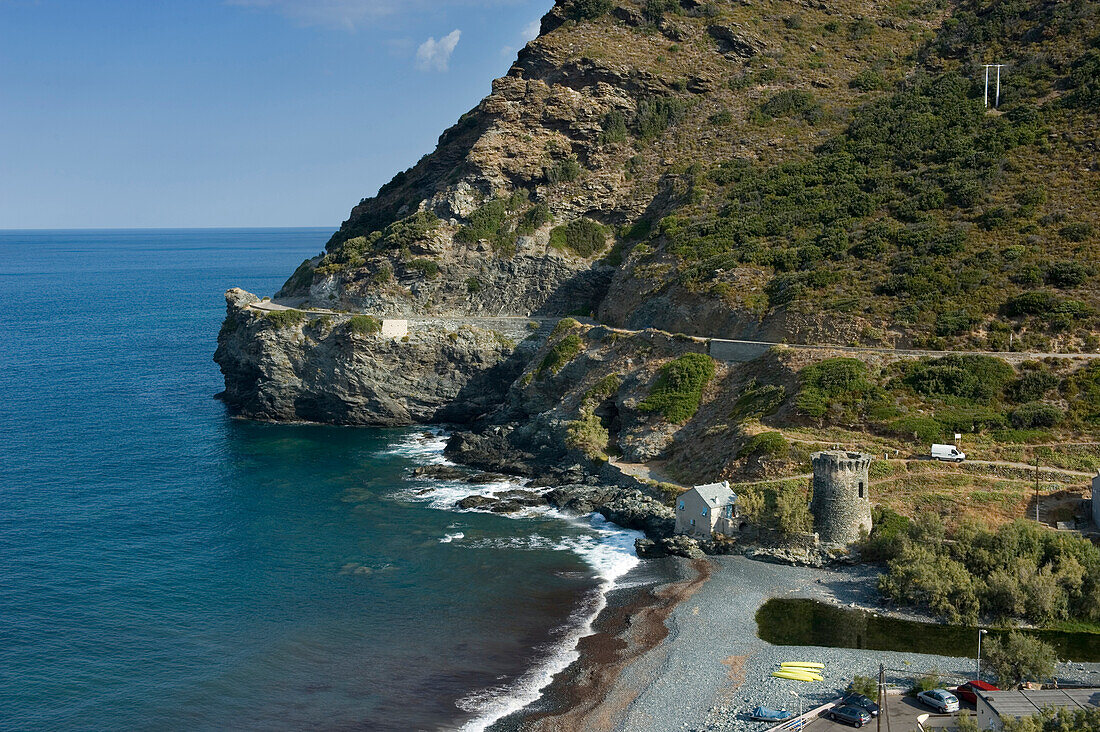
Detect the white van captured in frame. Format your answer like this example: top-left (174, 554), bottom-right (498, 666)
top-left (931, 444), bottom-right (966, 462)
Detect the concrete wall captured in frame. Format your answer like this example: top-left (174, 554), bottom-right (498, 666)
top-left (381, 319), bottom-right (408, 339)
top-left (707, 339), bottom-right (774, 363)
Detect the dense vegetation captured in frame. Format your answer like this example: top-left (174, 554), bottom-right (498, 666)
top-left (638, 352), bottom-right (716, 422)
top-left (634, 0), bottom-right (1100, 346)
top-left (865, 512), bottom-right (1100, 626)
top-left (791, 356), bottom-right (1100, 445)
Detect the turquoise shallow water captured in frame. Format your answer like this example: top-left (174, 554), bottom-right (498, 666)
top-left (0, 230), bottom-right (639, 731)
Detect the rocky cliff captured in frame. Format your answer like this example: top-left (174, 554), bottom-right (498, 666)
top-left (215, 288), bottom-right (546, 425)
top-left (216, 0), bottom-right (1100, 540)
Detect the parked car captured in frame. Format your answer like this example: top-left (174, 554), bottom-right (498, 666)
top-left (827, 704), bottom-right (873, 728)
top-left (844, 693), bottom-right (881, 717)
top-left (954, 679), bottom-right (999, 704)
top-left (931, 443), bottom-right (966, 462)
top-left (918, 688), bottom-right (961, 713)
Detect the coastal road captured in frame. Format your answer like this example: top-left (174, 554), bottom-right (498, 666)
top-left (250, 299), bottom-right (1100, 362)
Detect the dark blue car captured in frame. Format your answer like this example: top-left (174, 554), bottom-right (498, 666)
top-left (844, 693), bottom-right (880, 717)
top-left (827, 704), bottom-right (873, 728)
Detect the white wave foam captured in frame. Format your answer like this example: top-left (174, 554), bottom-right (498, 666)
top-left (455, 513), bottom-right (643, 732)
top-left (382, 428), bottom-right (452, 465)
top-left (384, 428), bottom-right (645, 732)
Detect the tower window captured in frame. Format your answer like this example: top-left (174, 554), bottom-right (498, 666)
top-left (858, 481), bottom-right (865, 498)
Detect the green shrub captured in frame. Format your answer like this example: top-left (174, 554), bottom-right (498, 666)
top-left (859, 506), bottom-right (911, 562)
top-left (551, 317), bottom-right (581, 337)
top-left (549, 219), bottom-right (609, 257)
top-left (758, 90), bottom-right (822, 123)
top-left (1059, 222), bottom-right (1093, 242)
top-left (466, 277), bottom-right (482, 294)
top-left (381, 210), bottom-right (440, 250)
top-left (536, 334), bottom-right (584, 379)
top-left (565, 0), bottom-right (611, 21)
top-left (347, 314), bottom-right (381, 335)
top-left (908, 669), bottom-right (942, 696)
top-left (407, 258), bottom-right (440, 278)
top-left (372, 263), bottom-right (393, 283)
top-left (775, 487), bottom-right (812, 536)
top-left (850, 675), bottom-right (878, 699)
top-left (638, 353), bottom-right (716, 423)
top-left (454, 199), bottom-right (510, 245)
top-left (796, 358), bottom-right (882, 423)
top-left (887, 414), bottom-right (947, 443)
top-left (584, 373), bottom-right (622, 405)
top-left (740, 431), bottom-right (789, 459)
top-left (599, 110), bottom-right (629, 144)
top-left (984, 632), bottom-right (1057, 688)
top-left (730, 379), bottom-right (786, 421)
top-left (263, 309), bottom-right (306, 329)
top-left (1045, 261), bottom-right (1091, 288)
top-left (900, 355), bottom-right (1014, 403)
top-left (566, 412), bottom-right (611, 459)
top-left (708, 108), bottom-right (733, 126)
top-left (544, 157), bottom-right (582, 184)
top-left (643, 0), bottom-right (680, 22)
top-left (634, 96), bottom-right (691, 139)
top-left (850, 69), bottom-right (888, 91)
top-left (1066, 364), bottom-right (1100, 427)
top-left (1010, 401), bottom-right (1063, 428)
top-left (517, 203), bottom-right (552, 235)
top-left (1065, 48), bottom-right (1100, 111)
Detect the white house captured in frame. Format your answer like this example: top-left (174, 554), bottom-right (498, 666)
top-left (675, 481), bottom-right (741, 537)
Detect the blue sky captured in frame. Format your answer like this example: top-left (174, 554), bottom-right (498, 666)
top-left (0, 0), bottom-right (552, 228)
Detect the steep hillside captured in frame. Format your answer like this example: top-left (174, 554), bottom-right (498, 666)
top-left (274, 0), bottom-right (1099, 349)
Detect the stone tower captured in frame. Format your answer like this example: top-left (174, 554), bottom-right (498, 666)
top-left (810, 450), bottom-right (873, 545)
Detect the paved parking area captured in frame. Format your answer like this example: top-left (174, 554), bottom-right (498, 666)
top-left (801, 694), bottom-right (976, 731)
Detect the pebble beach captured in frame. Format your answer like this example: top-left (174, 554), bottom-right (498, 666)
top-left (504, 555), bottom-right (1100, 732)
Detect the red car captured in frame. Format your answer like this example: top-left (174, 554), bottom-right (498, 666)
top-left (954, 679), bottom-right (999, 704)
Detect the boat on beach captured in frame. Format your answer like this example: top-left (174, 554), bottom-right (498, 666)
top-left (750, 705), bottom-right (794, 722)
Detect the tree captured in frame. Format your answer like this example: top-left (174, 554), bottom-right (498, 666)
top-left (983, 632), bottom-right (1057, 688)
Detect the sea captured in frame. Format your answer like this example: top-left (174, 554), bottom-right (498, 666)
top-left (0, 229), bottom-right (648, 731)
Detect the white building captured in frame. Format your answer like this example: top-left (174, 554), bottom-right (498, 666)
top-left (674, 481), bottom-right (741, 537)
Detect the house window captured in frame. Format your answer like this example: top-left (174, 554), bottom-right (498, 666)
top-left (690, 518), bottom-right (696, 526)
top-left (724, 505), bottom-right (733, 518)
top-left (678, 501), bottom-right (685, 511)
top-left (701, 508), bottom-right (707, 516)
top-left (858, 481), bottom-right (865, 498)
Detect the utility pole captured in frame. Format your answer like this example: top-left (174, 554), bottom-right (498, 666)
top-left (878, 663), bottom-right (892, 732)
top-left (983, 64), bottom-right (1006, 109)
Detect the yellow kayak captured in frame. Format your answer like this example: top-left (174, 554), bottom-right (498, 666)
top-left (772, 670), bottom-right (823, 682)
top-left (781, 662), bottom-right (825, 669)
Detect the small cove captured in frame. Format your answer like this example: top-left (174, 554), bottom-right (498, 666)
top-left (756, 598), bottom-right (1100, 663)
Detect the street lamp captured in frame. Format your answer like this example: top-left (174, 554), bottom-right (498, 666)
top-left (787, 686), bottom-right (805, 726)
top-left (977, 629), bottom-right (989, 678)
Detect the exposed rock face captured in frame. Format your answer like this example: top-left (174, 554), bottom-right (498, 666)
top-left (214, 288), bottom-right (544, 425)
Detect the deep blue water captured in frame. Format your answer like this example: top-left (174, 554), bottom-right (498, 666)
top-left (0, 230), bottom-right (640, 731)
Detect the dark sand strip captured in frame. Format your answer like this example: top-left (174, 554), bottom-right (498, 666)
top-left (508, 558), bottom-right (713, 732)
